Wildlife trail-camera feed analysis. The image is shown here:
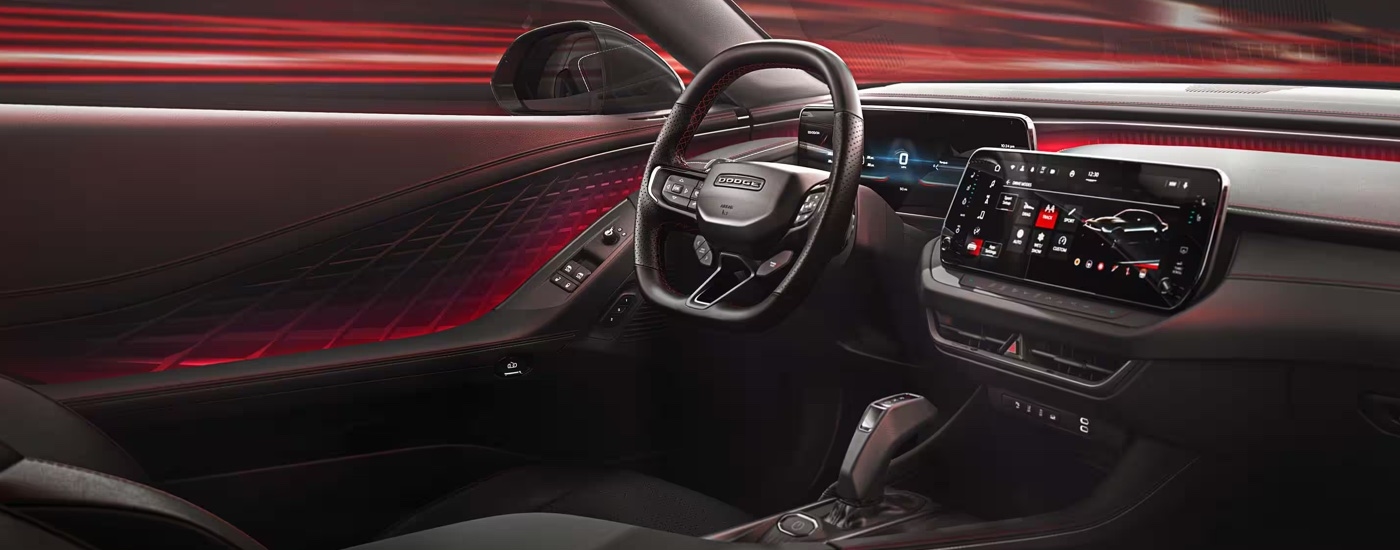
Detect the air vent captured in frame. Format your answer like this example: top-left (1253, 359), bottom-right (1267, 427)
top-left (1184, 84), bottom-right (1299, 94)
top-left (934, 314), bottom-right (1128, 385)
top-left (1219, 0), bottom-right (1329, 24)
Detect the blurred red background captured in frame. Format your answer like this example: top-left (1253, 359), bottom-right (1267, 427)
top-left (3, 0), bottom-right (1400, 113)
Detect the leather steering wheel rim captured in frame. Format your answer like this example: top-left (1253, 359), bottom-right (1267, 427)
top-left (633, 39), bottom-right (863, 329)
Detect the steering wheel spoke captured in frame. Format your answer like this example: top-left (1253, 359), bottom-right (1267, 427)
top-left (687, 252), bottom-right (757, 309)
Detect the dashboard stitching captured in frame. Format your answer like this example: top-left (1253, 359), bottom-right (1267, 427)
top-left (1230, 273), bottom-right (1400, 293)
top-left (732, 139), bottom-right (799, 161)
top-left (1230, 205), bottom-right (1400, 232)
top-left (865, 92), bottom-right (1400, 121)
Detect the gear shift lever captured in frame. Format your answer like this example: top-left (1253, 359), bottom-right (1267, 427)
top-left (836, 393), bottom-right (938, 503)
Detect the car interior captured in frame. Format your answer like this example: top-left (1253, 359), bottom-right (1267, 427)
top-left (3, 1), bottom-right (1400, 549)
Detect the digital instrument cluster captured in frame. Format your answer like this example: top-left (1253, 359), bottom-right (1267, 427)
top-left (797, 106), bottom-right (1034, 214)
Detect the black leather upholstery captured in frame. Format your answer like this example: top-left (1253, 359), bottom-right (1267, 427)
top-left (354, 513), bottom-right (817, 550)
top-left (0, 508), bottom-right (92, 550)
top-left (0, 375), bottom-right (146, 482)
top-left (0, 457), bottom-right (267, 550)
top-left (377, 466), bottom-right (752, 540)
top-left (0, 376), bottom-right (751, 548)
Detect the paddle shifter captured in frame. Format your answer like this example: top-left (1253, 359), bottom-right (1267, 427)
top-left (827, 393), bottom-right (938, 529)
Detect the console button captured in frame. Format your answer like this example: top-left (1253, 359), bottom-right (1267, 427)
top-left (997, 192), bottom-right (1017, 211)
top-left (1028, 230), bottom-right (1051, 256)
top-left (550, 273), bottom-right (577, 293)
top-left (569, 264), bottom-right (592, 282)
top-left (777, 514), bottom-right (819, 538)
top-left (1005, 227), bottom-right (1029, 253)
top-left (964, 237), bottom-right (984, 257)
top-left (1014, 198), bottom-right (1039, 225)
top-left (1048, 232), bottom-right (1073, 260)
top-left (1057, 205), bottom-right (1083, 231)
top-left (981, 241), bottom-right (1003, 259)
top-left (1002, 334), bottom-right (1025, 360)
top-left (1035, 203), bottom-right (1059, 229)
top-left (600, 294), bottom-right (637, 327)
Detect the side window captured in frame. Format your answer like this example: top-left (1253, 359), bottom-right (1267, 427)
top-left (0, 0), bottom-right (686, 114)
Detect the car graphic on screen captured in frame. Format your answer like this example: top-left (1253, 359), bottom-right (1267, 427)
top-left (1083, 209), bottom-right (1169, 234)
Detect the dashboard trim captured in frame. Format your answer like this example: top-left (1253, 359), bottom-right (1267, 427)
top-left (1035, 119), bottom-right (1400, 145)
top-left (928, 316), bottom-right (1142, 390)
top-left (939, 148), bottom-right (1231, 312)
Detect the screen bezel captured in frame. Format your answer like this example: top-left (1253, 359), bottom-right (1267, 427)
top-left (796, 105), bottom-right (1037, 205)
top-left (939, 148), bottom-right (1231, 311)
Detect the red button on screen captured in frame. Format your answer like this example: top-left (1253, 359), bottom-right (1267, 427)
top-left (965, 238), bottom-right (984, 256)
top-left (1035, 205), bottom-right (1058, 229)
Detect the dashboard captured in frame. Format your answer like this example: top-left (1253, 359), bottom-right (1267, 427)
top-left (755, 85), bottom-right (1400, 457)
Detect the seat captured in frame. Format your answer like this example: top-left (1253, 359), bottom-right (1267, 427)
top-left (377, 466), bottom-right (751, 539)
top-left (0, 375), bottom-right (751, 548)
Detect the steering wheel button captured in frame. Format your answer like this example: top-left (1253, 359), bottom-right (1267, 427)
top-left (756, 250), bottom-right (794, 277)
top-left (687, 199), bottom-right (698, 209)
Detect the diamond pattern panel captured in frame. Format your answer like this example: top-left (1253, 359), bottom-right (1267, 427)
top-left (1, 157), bottom-right (644, 384)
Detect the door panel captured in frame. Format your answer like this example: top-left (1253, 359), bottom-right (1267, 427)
top-left (0, 103), bottom-right (788, 386)
top-left (3, 151), bottom-right (645, 384)
top-left (0, 106), bottom-right (764, 329)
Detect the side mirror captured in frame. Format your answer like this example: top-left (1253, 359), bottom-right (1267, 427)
top-left (492, 21), bottom-right (684, 115)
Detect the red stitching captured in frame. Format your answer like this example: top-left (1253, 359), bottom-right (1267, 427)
top-left (695, 139), bottom-right (797, 164)
top-left (1231, 273), bottom-right (1400, 292)
top-left (1232, 204), bottom-right (1400, 229)
top-left (674, 63), bottom-right (800, 164)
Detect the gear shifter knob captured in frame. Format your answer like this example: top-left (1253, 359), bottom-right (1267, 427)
top-left (835, 393), bottom-right (937, 503)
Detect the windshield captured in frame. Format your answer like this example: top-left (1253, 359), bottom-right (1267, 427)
top-left (733, 0), bottom-right (1400, 87)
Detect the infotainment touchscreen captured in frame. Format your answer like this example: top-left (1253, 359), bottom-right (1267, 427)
top-left (940, 149), bottom-right (1227, 310)
top-left (797, 106), bottom-right (1033, 213)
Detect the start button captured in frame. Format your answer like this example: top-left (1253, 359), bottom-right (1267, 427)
top-left (776, 513), bottom-right (819, 538)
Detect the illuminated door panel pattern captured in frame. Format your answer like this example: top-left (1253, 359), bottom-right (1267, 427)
top-left (0, 157), bottom-right (644, 384)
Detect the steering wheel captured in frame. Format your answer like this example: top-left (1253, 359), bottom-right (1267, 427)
top-left (634, 40), bottom-right (863, 329)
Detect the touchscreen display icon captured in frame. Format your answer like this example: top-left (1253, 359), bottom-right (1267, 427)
top-left (965, 238), bottom-right (984, 257)
top-left (1005, 227), bottom-right (1029, 253)
top-left (1035, 204), bottom-right (1058, 229)
top-left (997, 193), bottom-right (1017, 211)
top-left (1014, 199), bottom-right (1039, 225)
top-left (1029, 230), bottom-right (1051, 256)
